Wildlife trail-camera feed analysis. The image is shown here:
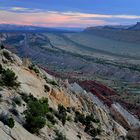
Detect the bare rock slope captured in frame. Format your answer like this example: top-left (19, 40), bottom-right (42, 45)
top-left (0, 49), bottom-right (139, 140)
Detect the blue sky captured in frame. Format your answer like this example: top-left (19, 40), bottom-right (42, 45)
top-left (0, 0), bottom-right (140, 28)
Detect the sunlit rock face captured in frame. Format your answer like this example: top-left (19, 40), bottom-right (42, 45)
top-left (0, 49), bottom-right (139, 140)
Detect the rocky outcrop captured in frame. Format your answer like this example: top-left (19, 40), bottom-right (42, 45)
top-left (0, 49), bottom-right (22, 66)
top-left (67, 82), bottom-right (128, 139)
top-left (110, 103), bottom-right (140, 129)
top-left (128, 22), bottom-right (140, 30)
top-left (48, 88), bottom-right (71, 108)
top-left (14, 66), bottom-right (47, 98)
top-left (0, 121), bottom-right (41, 140)
top-left (68, 82), bottom-right (87, 95)
top-left (0, 49), bottom-right (137, 140)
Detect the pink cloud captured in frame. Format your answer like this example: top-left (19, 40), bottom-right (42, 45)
top-left (1, 9), bottom-right (138, 27)
top-left (0, 10), bottom-right (108, 27)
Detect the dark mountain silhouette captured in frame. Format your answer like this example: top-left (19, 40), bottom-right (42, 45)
top-left (128, 22), bottom-right (140, 30)
top-left (0, 24), bottom-right (76, 33)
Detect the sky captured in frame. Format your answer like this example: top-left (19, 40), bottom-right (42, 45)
top-left (0, 0), bottom-right (140, 28)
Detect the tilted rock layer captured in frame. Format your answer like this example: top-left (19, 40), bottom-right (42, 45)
top-left (0, 49), bottom-right (139, 140)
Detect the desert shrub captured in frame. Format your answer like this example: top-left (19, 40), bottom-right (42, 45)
top-left (20, 93), bottom-right (37, 103)
top-left (49, 80), bottom-right (58, 86)
top-left (0, 113), bottom-right (15, 128)
top-left (0, 94), bottom-right (2, 102)
top-left (44, 77), bottom-right (58, 86)
top-left (24, 98), bottom-right (49, 133)
top-left (74, 111), bottom-right (85, 124)
top-left (3, 51), bottom-right (12, 61)
top-left (9, 108), bottom-right (19, 116)
top-left (44, 84), bottom-right (50, 92)
top-left (1, 69), bottom-right (19, 87)
top-left (66, 107), bottom-right (71, 113)
top-left (85, 114), bottom-right (100, 124)
top-left (93, 118), bottom-right (100, 123)
top-left (25, 115), bottom-right (46, 133)
top-left (58, 104), bottom-right (66, 114)
top-left (12, 96), bottom-right (22, 106)
top-left (46, 113), bottom-right (57, 125)
top-left (0, 64), bottom-right (3, 74)
top-left (127, 136), bottom-right (134, 140)
top-left (71, 107), bottom-right (76, 112)
top-left (22, 93), bottom-right (57, 132)
top-left (84, 124), bottom-right (102, 138)
top-left (25, 98), bottom-right (49, 117)
top-left (85, 114), bottom-right (94, 125)
top-left (75, 112), bottom-right (99, 125)
top-left (96, 127), bottom-right (102, 135)
top-left (48, 107), bottom-right (53, 112)
top-left (28, 64), bottom-right (39, 74)
top-left (61, 116), bottom-right (67, 125)
top-left (6, 118), bottom-right (15, 128)
top-left (67, 116), bottom-right (72, 122)
top-left (11, 101), bottom-right (16, 108)
top-left (74, 111), bottom-right (101, 137)
top-left (54, 130), bottom-right (67, 140)
top-left (85, 126), bottom-right (98, 137)
top-left (57, 104), bottom-right (67, 125)
top-left (92, 138), bottom-right (100, 140)
top-left (0, 44), bottom-right (5, 49)
top-left (0, 113), bottom-right (6, 123)
top-left (77, 134), bottom-right (81, 139)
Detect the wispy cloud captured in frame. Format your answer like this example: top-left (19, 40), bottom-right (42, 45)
top-left (0, 7), bottom-right (140, 28)
top-left (0, 6), bottom-right (40, 13)
top-left (57, 11), bottom-right (140, 20)
top-left (11, 7), bottom-right (29, 11)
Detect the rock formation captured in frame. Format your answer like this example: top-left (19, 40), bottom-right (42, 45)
top-left (0, 49), bottom-right (139, 140)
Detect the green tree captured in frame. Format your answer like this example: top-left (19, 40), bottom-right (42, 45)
top-left (24, 98), bottom-right (49, 133)
top-left (2, 69), bottom-right (19, 87)
top-left (25, 115), bottom-right (46, 133)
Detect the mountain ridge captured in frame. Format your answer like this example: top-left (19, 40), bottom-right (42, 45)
top-left (128, 22), bottom-right (140, 30)
top-left (0, 24), bottom-right (79, 33)
top-left (84, 22), bottom-right (140, 31)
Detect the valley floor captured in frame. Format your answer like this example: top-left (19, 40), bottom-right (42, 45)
top-left (1, 31), bottom-right (140, 120)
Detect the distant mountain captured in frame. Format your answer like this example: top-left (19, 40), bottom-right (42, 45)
top-left (0, 24), bottom-right (76, 33)
top-left (128, 22), bottom-right (140, 30)
top-left (83, 22), bottom-right (140, 43)
top-left (85, 25), bottom-right (131, 31)
top-left (85, 22), bottom-right (140, 31)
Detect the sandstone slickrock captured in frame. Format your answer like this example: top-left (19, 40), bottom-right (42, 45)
top-left (111, 103), bottom-right (140, 129)
top-left (0, 49), bottom-right (139, 140)
top-left (0, 121), bottom-right (42, 140)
